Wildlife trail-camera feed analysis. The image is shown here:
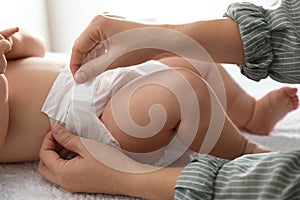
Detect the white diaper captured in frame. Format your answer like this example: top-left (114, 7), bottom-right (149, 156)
top-left (42, 61), bottom-right (158, 146)
top-left (42, 61), bottom-right (194, 166)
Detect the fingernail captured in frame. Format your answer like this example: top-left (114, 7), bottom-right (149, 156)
top-left (75, 71), bottom-right (88, 84)
top-left (52, 124), bottom-right (64, 135)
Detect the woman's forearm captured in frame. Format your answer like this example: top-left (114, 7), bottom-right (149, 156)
top-left (118, 167), bottom-right (182, 200)
top-left (170, 18), bottom-right (245, 65)
top-left (6, 28), bottom-right (46, 59)
top-left (109, 17), bottom-right (244, 65)
top-left (72, 136), bottom-right (182, 199)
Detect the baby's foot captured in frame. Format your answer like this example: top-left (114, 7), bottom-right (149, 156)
top-left (243, 139), bottom-right (271, 154)
top-left (245, 87), bottom-right (299, 135)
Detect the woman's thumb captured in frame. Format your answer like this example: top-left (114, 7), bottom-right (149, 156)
top-left (51, 124), bottom-right (84, 154)
top-left (74, 53), bottom-right (112, 84)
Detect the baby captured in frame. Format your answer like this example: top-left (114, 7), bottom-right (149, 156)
top-left (0, 28), bottom-right (298, 164)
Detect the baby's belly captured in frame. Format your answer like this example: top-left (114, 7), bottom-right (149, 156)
top-left (0, 57), bottom-right (65, 162)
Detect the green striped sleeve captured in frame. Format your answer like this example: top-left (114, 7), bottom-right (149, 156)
top-left (175, 155), bottom-right (228, 200)
top-left (225, 0), bottom-right (300, 83)
top-left (175, 151), bottom-right (300, 199)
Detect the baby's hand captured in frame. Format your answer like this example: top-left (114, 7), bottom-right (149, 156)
top-left (0, 27), bottom-right (19, 73)
top-left (0, 38), bottom-right (11, 74)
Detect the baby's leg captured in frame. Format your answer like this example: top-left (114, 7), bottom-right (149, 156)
top-left (101, 67), bottom-right (269, 161)
top-left (158, 57), bottom-right (299, 135)
top-left (0, 74), bottom-right (9, 147)
top-left (206, 65), bottom-right (299, 135)
top-left (210, 65), bottom-right (299, 135)
top-left (157, 57), bottom-right (256, 130)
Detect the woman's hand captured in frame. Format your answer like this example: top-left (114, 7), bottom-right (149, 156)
top-left (70, 15), bottom-right (169, 84)
top-left (38, 124), bottom-right (159, 195)
top-left (38, 124), bottom-right (119, 194)
top-left (38, 125), bottom-right (181, 199)
top-left (0, 27), bottom-right (19, 73)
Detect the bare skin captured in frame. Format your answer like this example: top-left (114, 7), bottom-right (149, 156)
top-left (158, 57), bottom-right (299, 136)
top-left (245, 87), bottom-right (299, 135)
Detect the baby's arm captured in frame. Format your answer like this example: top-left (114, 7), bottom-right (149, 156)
top-left (0, 74), bottom-right (8, 147)
top-left (0, 33), bottom-right (11, 146)
top-left (4, 28), bottom-right (46, 59)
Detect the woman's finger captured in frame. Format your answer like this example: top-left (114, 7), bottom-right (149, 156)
top-left (38, 131), bottom-right (68, 173)
top-left (37, 160), bottom-right (59, 185)
top-left (50, 124), bottom-right (86, 155)
top-left (70, 15), bottom-right (107, 75)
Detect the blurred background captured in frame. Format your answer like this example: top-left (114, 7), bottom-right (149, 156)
top-left (0, 0), bottom-right (279, 53)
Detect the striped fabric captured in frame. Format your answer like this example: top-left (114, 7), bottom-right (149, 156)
top-left (225, 0), bottom-right (300, 83)
top-left (175, 151), bottom-right (300, 199)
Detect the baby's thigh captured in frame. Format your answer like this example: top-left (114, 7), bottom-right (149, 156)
top-left (100, 70), bottom-right (182, 154)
